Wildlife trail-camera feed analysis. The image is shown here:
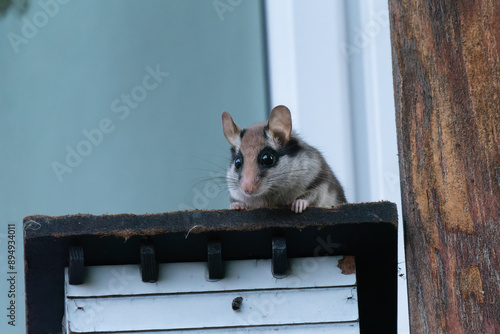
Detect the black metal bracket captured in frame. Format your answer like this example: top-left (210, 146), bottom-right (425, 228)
top-left (207, 239), bottom-right (224, 280)
top-left (68, 245), bottom-right (84, 285)
top-left (272, 236), bottom-right (289, 278)
top-left (140, 241), bottom-right (158, 283)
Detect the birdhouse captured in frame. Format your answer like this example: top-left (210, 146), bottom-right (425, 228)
top-left (24, 202), bottom-right (397, 333)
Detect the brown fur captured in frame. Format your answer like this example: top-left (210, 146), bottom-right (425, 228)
top-left (238, 123), bottom-right (267, 193)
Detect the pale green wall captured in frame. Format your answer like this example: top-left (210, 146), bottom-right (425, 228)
top-left (0, 1), bottom-right (268, 332)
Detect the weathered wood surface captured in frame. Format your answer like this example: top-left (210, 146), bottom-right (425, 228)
top-left (23, 202), bottom-right (397, 239)
top-left (389, 1), bottom-right (500, 333)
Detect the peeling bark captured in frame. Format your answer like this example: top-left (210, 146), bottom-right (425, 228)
top-left (338, 255), bottom-right (356, 275)
top-left (389, 0), bottom-right (500, 333)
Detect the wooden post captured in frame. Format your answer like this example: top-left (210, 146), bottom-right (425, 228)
top-left (389, 1), bottom-right (500, 333)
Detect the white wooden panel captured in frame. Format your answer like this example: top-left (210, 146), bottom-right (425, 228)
top-left (65, 256), bottom-right (358, 333)
top-left (66, 256), bottom-right (355, 297)
top-left (83, 322), bottom-right (360, 333)
top-left (66, 287), bottom-right (358, 332)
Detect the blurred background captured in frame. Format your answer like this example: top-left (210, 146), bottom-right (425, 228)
top-left (0, 0), bottom-right (408, 332)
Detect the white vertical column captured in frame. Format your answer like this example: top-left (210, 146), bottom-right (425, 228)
top-left (350, 1), bottom-right (409, 332)
top-left (264, 0), bottom-right (301, 130)
top-left (265, 0), bottom-right (356, 201)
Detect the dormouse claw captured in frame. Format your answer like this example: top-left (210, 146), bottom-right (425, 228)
top-left (231, 202), bottom-right (246, 210)
top-left (291, 199), bottom-right (309, 213)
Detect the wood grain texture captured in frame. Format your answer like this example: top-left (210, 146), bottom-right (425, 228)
top-left (389, 0), bottom-right (500, 333)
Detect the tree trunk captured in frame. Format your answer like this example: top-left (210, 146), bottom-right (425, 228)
top-left (389, 1), bottom-right (500, 333)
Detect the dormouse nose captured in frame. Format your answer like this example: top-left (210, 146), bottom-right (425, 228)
top-left (241, 177), bottom-right (258, 194)
top-left (240, 168), bottom-right (259, 194)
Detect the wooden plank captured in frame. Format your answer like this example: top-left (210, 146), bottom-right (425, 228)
top-left (24, 202), bottom-right (397, 239)
top-left (65, 257), bottom-right (355, 298)
top-left (66, 287), bottom-right (358, 332)
top-left (389, 0), bottom-right (500, 333)
top-left (73, 322), bottom-right (360, 333)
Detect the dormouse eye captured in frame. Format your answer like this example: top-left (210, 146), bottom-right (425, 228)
top-left (260, 153), bottom-right (275, 166)
top-left (234, 157), bottom-right (242, 169)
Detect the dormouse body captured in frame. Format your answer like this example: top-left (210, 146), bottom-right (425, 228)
top-left (222, 105), bottom-right (346, 213)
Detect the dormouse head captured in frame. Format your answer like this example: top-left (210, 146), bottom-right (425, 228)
top-left (222, 105), bottom-right (295, 196)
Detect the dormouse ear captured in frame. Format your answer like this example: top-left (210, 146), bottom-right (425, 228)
top-left (268, 105), bottom-right (292, 145)
top-left (222, 112), bottom-right (242, 147)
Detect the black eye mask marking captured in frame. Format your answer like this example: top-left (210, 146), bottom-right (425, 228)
top-left (277, 137), bottom-right (301, 157)
top-left (258, 147), bottom-right (278, 168)
top-left (264, 126), bottom-right (302, 157)
top-left (230, 148), bottom-right (243, 172)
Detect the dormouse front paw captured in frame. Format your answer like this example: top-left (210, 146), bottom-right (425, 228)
top-left (291, 199), bottom-right (309, 213)
top-left (231, 202), bottom-right (246, 210)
